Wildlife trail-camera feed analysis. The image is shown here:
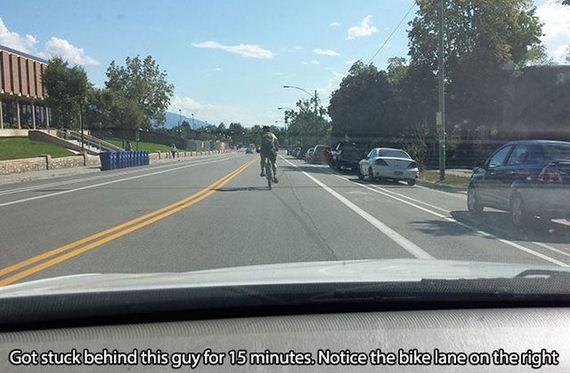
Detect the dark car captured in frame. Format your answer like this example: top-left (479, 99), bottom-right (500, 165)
top-left (296, 146), bottom-right (312, 160)
top-left (330, 142), bottom-right (369, 171)
top-left (467, 140), bottom-right (570, 227)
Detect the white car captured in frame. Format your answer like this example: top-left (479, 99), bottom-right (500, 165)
top-left (358, 148), bottom-right (419, 186)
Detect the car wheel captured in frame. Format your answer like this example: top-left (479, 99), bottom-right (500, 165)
top-left (368, 167), bottom-right (375, 181)
top-left (358, 167), bottom-right (364, 180)
top-left (407, 179), bottom-right (416, 186)
top-left (510, 193), bottom-right (530, 228)
top-left (467, 186), bottom-right (484, 214)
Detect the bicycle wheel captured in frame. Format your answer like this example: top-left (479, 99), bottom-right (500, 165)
top-left (265, 160), bottom-right (272, 190)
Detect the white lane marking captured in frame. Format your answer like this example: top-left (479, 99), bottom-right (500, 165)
top-left (416, 184), bottom-right (467, 199)
top-left (369, 184), bottom-right (450, 213)
top-left (0, 153), bottom-right (234, 197)
top-left (533, 242), bottom-right (570, 258)
top-left (0, 155), bottom-right (243, 208)
top-left (281, 157), bottom-right (434, 260)
top-left (334, 174), bottom-right (569, 267)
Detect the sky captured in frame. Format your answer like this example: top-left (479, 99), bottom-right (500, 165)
top-left (1, 0), bottom-right (568, 127)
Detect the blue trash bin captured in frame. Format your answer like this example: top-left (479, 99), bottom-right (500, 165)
top-left (99, 152), bottom-right (110, 171)
top-left (109, 152), bottom-right (117, 170)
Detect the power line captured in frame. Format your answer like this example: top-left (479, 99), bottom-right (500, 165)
top-left (368, 2), bottom-right (417, 64)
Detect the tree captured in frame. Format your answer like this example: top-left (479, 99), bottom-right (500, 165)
top-left (85, 88), bottom-right (145, 130)
top-left (43, 57), bottom-right (90, 129)
top-left (408, 0), bottom-right (544, 133)
top-left (285, 96), bottom-right (329, 146)
top-left (328, 61), bottom-right (399, 142)
top-left (105, 55), bottom-right (174, 127)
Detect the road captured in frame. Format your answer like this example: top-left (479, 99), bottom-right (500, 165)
top-left (1, 150), bottom-right (570, 286)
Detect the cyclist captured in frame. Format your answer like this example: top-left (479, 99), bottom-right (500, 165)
top-left (259, 125), bottom-right (279, 184)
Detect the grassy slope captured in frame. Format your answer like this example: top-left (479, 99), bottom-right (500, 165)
top-left (104, 138), bottom-right (172, 152)
top-left (0, 137), bottom-right (73, 161)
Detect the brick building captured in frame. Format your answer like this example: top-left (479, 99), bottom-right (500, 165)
top-left (0, 44), bottom-right (51, 130)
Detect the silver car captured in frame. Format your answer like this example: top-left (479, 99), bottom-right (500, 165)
top-left (358, 148), bottom-right (419, 186)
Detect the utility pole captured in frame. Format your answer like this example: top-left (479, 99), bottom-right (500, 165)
top-left (314, 90), bottom-right (319, 145)
top-left (437, 0), bottom-right (446, 180)
top-left (79, 101), bottom-right (84, 153)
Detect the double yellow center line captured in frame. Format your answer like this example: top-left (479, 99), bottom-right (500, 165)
top-left (0, 157), bottom-right (256, 287)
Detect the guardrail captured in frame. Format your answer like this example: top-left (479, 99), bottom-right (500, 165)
top-left (57, 129), bottom-right (123, 153)
top-left (99, 151), bottom-right (149, 171)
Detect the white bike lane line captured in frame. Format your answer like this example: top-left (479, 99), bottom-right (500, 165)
top-left (0, 154), bottom-right (244, 208)
top-left (280, 157), bottom-right (434, 260)
top-left (332, 174), bottom-right (569, 267)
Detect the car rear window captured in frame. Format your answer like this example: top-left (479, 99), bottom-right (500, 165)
top-left (378, 149), bottom-right (410, 159)
top-left (543, 144), bottom-right (570, 161)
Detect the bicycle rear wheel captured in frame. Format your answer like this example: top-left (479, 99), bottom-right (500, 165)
top-left (265, 160), bottom-right (272, 190)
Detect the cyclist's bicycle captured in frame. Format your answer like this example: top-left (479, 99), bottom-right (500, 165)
top-left (261, 155), bottom-right (277, 190)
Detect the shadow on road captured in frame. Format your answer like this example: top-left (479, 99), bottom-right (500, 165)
top-left (411, 209), bottom-right (570, 244)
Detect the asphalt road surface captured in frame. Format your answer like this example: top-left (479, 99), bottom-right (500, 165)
top-left (1, 150), bottom-right (570, 286)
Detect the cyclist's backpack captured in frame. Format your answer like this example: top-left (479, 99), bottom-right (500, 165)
top-left (260, 133), bottom-right (274, 154)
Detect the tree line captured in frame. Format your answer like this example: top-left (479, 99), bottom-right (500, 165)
top-left (325, 0), bottom-right (570, 167)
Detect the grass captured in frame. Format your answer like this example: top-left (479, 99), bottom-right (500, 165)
top-left (103, 138), bottom-right (172, 152)
top-left (419, 170), bottom-right (470, 188)
top-left (0, 137), bottom-right (73, 161)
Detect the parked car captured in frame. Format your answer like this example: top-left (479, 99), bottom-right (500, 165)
top-left (308, 145), bottom-right (331, 164)
top-left (330, 142), bottom-right (369, 171)
top-left (358, 148), bottom-right (419, 186)
top-left (245, 146), bottom-right (254, 154)
top-left (304, 147), bottom-right (315, 162)
top-left (467, 140), bottom-right (570, 227)
top-left (297, 146), bottom-right (312, 160)
top-left (291, 147), bottom-right (301, 158)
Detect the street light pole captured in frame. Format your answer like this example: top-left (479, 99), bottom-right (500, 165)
top-left (283, 85), bottom-right (319, 145)
top-left (437, 0), bottom-right (446, 180)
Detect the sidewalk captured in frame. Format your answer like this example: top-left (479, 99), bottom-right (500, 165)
top-left (0, 152), bottom-right (231, 187)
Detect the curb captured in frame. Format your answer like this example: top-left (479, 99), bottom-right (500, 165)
top-left (416, 178), bottom-right (467, 194)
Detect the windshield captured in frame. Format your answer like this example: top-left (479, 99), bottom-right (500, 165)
top-left (0, 0), bottom-right (570, 309)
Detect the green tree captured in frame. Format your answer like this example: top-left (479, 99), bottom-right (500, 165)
top-left (43, 57), bottom-right (90, 129)
top-left (285, 97), bottom-right (328, 146)
top-left (328, 61), bottom-right (398, 143)
top-left (105, 55), bottom-right (174, 127)
top-left (408, 0), bottom-right (544, 131)
top-left (85, 88), bottom-right (145, 130)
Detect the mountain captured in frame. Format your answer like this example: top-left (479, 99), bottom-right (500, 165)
top-left (160, 112), bottom-right (208, 129)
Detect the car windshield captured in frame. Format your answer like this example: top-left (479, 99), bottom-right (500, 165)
top-left (378, 149), bottom-right (411, 159)
top-left (1, 0), bottom-right (570, 311)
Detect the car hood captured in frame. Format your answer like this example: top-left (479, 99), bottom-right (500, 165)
top-left (0, 259), bottom-right (566, 298)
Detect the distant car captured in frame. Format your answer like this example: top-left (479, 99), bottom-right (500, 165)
top-left (467, 140), bottom-right (570, 227)
top-left (358, 148), bottom-right (419, 186)
top-left (331, 142), bottom-right (369, 171)
top-left (304, 147), bottom-right (315, 162)
top-left (308, 145), bottom-right (331, 164)
top-left (245, 147), bottom-right (254, 154)
top-left (292, 147), bottom-right (301, 158)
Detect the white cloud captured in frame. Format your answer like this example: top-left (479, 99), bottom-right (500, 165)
top-left (170, 95), bottom-right (272, 127)
top-left (41, 37), bottom-right (99, 66)
top-left (294, 46), bottom-right (303, 50)
top-left (313, 48), bottom-right (340, 56)
top-left (192, 40), bottom-right (273, 59)
top-left (329, 21), bottom-right (341, 27)
top-left (311, 59), bottom-right (320, 65)
top-left (347, 15), bottom-right (378, 39)
top-left (0, 18), bottom-right (38, 53)
top-left (537, 0), bottom-right (570, 62)
top-left (0, 18), bottom-right (99, 66)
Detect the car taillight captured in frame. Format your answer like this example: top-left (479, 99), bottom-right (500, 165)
top-left (407, 161), bottom-right (417, 169)
top-left (376, 159), bottom-right (388, 166)
top-left (537, 163), bottom-right (562, 182)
